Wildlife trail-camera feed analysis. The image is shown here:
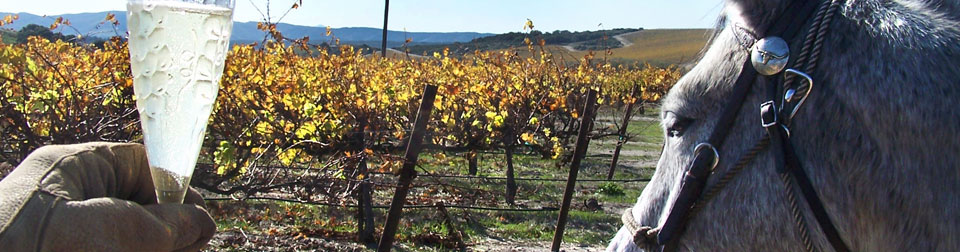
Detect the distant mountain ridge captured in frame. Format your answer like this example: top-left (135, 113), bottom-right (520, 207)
top-left (0, 11), bottom-right (494, 46)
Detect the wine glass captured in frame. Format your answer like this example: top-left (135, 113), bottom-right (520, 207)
top-left (126, 0), bottom-right (235, 203)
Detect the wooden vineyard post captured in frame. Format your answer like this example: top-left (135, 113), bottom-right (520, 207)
top-left (504, 128), bottom-right (517, 205)
top-left (467, 151), bottom-right (478, 176)
top-left (377, 84), bottom-right (437, 252)
top-left (551, 89), bottom-right (598, 252)
top-left (607, 84), bottom-right (640, 180)
top-left (353, 119), bottom-right (376, 243)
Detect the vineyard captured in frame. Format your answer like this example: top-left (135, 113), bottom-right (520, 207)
top-left (0, 26), bottom-right (681, 250)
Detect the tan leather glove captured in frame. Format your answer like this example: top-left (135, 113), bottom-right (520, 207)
top-left (0, 142), bottom-right (216, 251)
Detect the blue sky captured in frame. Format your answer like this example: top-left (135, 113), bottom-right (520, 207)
top-left (3, 0), bottom-right (723, 33)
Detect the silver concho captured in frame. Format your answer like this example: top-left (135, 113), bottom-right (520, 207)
top-left (750, 37), bottom-right (789, 76)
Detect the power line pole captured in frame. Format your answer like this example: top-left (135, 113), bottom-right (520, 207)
top-left (381, 0), bottom-right (389, 57)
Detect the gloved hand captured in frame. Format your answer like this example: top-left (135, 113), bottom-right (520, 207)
top-left (0, 142), bottom-right (216, 251)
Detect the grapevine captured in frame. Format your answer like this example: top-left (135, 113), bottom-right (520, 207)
top-left (0, 24), bottom-right (681, 199)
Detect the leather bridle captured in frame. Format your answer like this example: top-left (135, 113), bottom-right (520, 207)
top-left (620, 0), bottom-right (851, 251)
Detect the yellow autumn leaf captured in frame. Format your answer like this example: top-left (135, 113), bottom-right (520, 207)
top-left (521, 132), bottom-right (537, 145)
top-left (278, 148), bottom-right (299, 166)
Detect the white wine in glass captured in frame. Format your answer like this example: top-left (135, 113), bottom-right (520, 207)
top-left (126, 0), bottom-right (235, 204)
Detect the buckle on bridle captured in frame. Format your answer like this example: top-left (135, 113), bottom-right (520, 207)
top-left (760, 100), bottom-right (779, 128)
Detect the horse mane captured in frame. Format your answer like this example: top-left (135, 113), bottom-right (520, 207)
top-left (844, 0), bottom-right (960, 49)
top-left (725, 0), bottom-right (960, 49)
top-left (790, 0), bottom-right (960, 250)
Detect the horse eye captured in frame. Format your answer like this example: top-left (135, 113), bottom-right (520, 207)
top-left (664, 112), bottom-right (693, 138)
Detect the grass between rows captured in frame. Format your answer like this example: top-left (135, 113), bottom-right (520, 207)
top-left (207, 106), bottom-right (665, 251)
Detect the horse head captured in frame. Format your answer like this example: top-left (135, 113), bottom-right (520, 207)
top-left (609, 0), bottom-right (960, 251)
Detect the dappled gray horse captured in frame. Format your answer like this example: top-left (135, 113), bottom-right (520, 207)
top-left (609, 0), bottom-right (960, 251)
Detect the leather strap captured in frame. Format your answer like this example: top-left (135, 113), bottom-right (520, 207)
top-left (760, 21), bottom-right (850, 249)
top-left (764, 1), bottom-right (852, 250)
top-left (655, 59), bottom-right (757, 246)
top-left (768, 117), bottom-right (851, 252)
top-left (783, 140), bottom-right (851, 252)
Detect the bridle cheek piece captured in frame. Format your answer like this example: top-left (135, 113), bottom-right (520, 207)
top-left (619, 0), bottom-right (850, 252)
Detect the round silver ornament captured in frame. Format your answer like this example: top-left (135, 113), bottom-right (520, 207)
top-left (751, 37), bottom-right (789, 76)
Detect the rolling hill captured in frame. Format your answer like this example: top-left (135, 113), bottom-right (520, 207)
top-left (0, 11), bottom-right (493, 46)
top-left (532, 29), bottom-right (713, 66)
top-left (401, 28), bottom-right (641, 57)
top-left (401, 29), bottom-right (712, 66)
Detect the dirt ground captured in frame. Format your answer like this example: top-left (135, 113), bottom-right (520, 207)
top-left (203, 108), bottom-right (661, 251)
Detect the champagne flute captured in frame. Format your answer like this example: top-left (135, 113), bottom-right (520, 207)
top-left (126, 0), bottom-right (235, 203)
